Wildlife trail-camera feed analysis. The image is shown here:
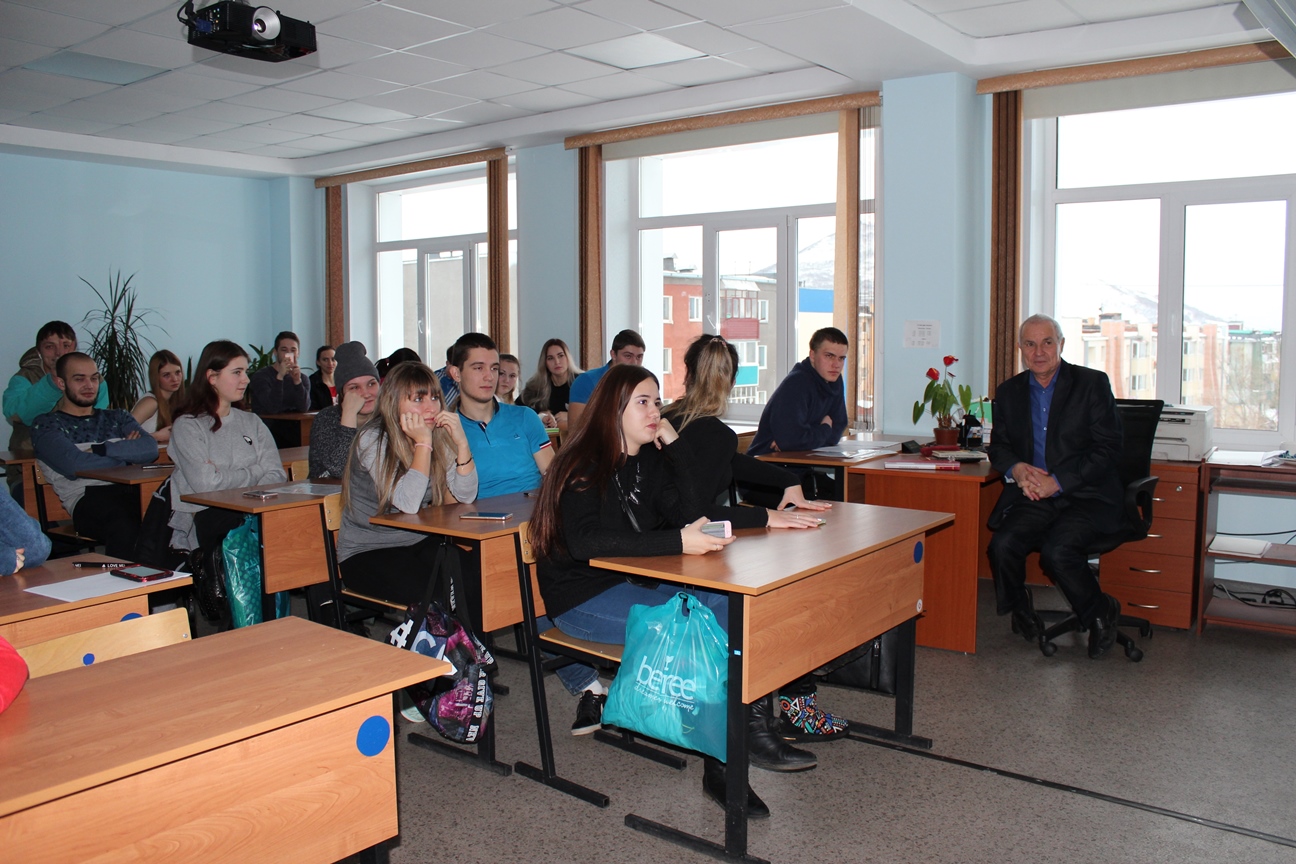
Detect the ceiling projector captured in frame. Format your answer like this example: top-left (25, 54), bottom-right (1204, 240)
top-left (183, 1), bottom-right (316, 62)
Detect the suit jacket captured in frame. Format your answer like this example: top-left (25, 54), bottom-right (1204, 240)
top-left (988, 360), bottom-right (1124, 532)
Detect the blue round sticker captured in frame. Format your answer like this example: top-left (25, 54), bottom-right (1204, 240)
top-left (355, 715), bottom-right (391, 757)
top-left (913, 541), bottom-right (923, 564)
top-left (120, 612), bottom-right (143, 621)
top-left (82, 653), bottom-right (95, 666)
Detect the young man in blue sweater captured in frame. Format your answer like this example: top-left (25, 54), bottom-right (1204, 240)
top-left (30, 353), bottom-right (158, 559)
top-left (748, 327), bottom-right (849, 461)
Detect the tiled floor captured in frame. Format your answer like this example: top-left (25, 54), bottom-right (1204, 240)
top-left (371, 581), bottom-right (1296, 863)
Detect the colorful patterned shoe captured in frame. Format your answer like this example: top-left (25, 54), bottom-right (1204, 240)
top-left (777, 691), bottom-right (849, 742)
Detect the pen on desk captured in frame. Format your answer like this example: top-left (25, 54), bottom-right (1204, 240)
top-left (141, 464), bottom-right (170, 470)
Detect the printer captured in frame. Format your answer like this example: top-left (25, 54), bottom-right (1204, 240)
top-left (1151, 404), bottom-right (1213, 462)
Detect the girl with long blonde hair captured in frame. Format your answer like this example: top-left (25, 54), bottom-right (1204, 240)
top-left (520, 338), bottom-right (582, 430)
top-left (131, 349), bottom-right (186, 443)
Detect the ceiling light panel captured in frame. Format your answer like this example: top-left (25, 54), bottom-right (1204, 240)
top-left (23, 52), bottom-right (166, 85)
top-left (567, 33), bottom-right (705, 68)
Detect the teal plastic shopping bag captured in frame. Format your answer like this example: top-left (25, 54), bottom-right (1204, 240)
top-left (602, 592), bottom-right (728, 761)
top-left (221, 515), bottom-right (290, 628)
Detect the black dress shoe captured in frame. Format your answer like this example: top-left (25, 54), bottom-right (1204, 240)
top-left (703, 757), bottom-right (770, 819)
top-left (1009, 593), bottom-right (1043, 642)
top-left (748, 695), bottom-right (816, 772)
top-left (1087, 594), bottom-right (1121, 659)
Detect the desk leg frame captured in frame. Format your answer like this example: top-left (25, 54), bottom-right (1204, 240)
top-left (624, 593), bottom-right (767, 863)
top-left (844, 617), bottom-right (933, 750)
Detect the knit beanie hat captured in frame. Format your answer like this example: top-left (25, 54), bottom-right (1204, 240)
top-left (334, 341), bottom-right (378, 389)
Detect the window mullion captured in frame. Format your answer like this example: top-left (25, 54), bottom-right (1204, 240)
top-left (1158, 194), bottom-right (1186, 405)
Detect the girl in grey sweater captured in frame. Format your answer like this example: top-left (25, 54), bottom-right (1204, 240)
top-left (169, 341), bottom-right (286, 552)
top-left (338, 362), bottom-right (477, 603)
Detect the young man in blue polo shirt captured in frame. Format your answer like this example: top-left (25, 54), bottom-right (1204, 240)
top-left (449, 333), bottom-right (552, 498)
top-left (565, 328), bottom-right (645, 434)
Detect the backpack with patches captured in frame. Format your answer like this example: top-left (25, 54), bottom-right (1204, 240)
top-left (388, 540), bottom-right (494, 744)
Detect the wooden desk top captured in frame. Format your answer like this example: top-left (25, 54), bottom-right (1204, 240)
top-left (851, 456), bottom-right (1000, 483)
top-left (78, 464), bottom-right (173, 485)
top-left (369, 491), bottom-right (535, 541)
top-left (279, 445), bottom-right (310, 463)
top-left (0, 553), bottom-right (192, 627)
top-left (0, 616), bottom-right (449, 818)
top-left (0, 450), bottom-right (35, 465)
top-left (756, 448), bottom-right (895, 468)
top-left (261, 412), bottom-right (318, 422)
top-left (593, 502), bottom-right (951, 596)
top-left (181, 479), bottom-right (339, 514)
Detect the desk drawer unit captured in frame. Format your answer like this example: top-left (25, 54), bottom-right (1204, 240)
top-left (1100, 461), bottom-right (1199, 629)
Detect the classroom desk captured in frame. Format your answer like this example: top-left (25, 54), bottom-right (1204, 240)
top-left (261, 411), bottom-right (318, 446)
top-left (180, 480), bottom-right (338, 593)
top-left (591, 502), bottom-right (951, 862)
top-left (0, 552), bottom-right (192, 648)
top-left (846, 457), bottom-right (1001, 654)
top-left (755, 447), bottom-right (894, 500)
top-left (77, 464), bottom-right (173, 517)
top-left (369, 491), bottom-right (540, 631)
top-left (0, 616), bottom-right (449, 863)
top-left (278, 444), bottom-right (310, 468)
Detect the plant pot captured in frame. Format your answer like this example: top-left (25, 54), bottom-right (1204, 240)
top-left (932, 426), bottom-right (959, 446)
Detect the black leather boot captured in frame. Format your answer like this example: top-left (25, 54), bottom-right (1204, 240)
top-left (702, 756), bottom-right (769, 819)
top-left (748, 694), bottom-right (816, 772)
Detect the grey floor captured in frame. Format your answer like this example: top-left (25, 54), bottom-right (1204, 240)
top-left (359, 581), bottom-right (1296, 864)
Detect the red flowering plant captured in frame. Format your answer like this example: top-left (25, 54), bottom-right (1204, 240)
top-left (912, 355), bottom-right (973, 428)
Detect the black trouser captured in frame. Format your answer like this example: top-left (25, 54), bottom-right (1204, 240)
top-left (73, 484), bottom-right (141, 560)
top-left (987, 496), bottom-right (1110, 627)
top-left (340, 537), bottom-right (484, 631)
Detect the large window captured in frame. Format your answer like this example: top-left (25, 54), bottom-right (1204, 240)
top-left (1028, 91), bottom-right (1296, 445)
top-left (370, 165), bottom-right (517, 362)
top-left (605, 120), bottom-right (878, 424)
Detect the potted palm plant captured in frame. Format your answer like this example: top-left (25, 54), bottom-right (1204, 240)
top-left (80, 271), bottom-right (163, 410)
top-left (913, 354), bottom-right (973, 445)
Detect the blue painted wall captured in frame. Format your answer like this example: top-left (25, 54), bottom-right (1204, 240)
top-left (0, 152), bottom-right (321, 439)
top-left (880, 73), bottom-right (991, 435)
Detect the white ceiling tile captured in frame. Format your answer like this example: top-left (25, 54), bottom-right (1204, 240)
top-left (286, 0), bottom-right (374, 24)
top-left (495, 86), bottom-right (598, 111)
top-left (408, 31), bottom-right (548, 68)
top-left (126, 69), bottom-right (261, 101)
top-left (0, 36), bottom-right (55, 69)
top-left (338, 51), bottom-right (465, 86)
top-left (207, 124), bottom-right (306, 145)
top-left (384, 0), bottom-right (559, 29)
top-left (170, 100), bottom-right (286, 125)
top-left (322, 125), bottom-right (413, 143)
top-left (97, 124), bottom-right (194, 144)
top-left (307, 101), bottom-right (413, 123)
top-left (573, 0), bottom-right (698, 30)
top-left (374, 116), bottom-right (461, 134)
top-left (655, 0), bottom-right (847, 27)
top-left (316, 5), bottom-right (467, 51)
top-left (567, 33), bottom-right (704, 69)
top-left (242, 143), bottom-right (320, 157)
top-left (256, 113), bottom-right (357, 134)
top-left (430, 100), bottom-right (529, 124)
top-left (361, 86), bottom-right (473, 115)
top-left (42, 97), bottom-right (162, 124)
top-left (633, 55), bottom-right (755, 85)
top-left (485, 7), bottom-right (638, 51)
top-left (275, 134), bottom-right (353, 152)
top-left (8, 111), bottom-right (116, 134)
top-left (940, 0), bottom-right (1084, 37)
top-left (172, 133), bottom-right (259, 152)
top-left (1060, 0), bottom-right (1211, 24)
top-left (124, 7), bottom-right (191, 38)
top-left (491, 51), bottom-right (617, 85)
top-left (280, 70), bottom-right (398, 99)
top-left (423, 70), bottom-right (540, 99)
top-left (224, 88), bottom-right (342, 113)
top-left (654, 21), bottom-right (761, 55)
top-left (0, 68), bottom-right (117, 99)
top-left (305, 33), bottom-right (390, 70)
top-left (75, 27), bottom-right (201, 70)
top-left (0, 90), bottom-right (76, 114)
top-left (131, 113), bottom-right (240, 136)
top-left (560, 70), bottom-right (677, 99)
top-left (0, 108), bottom-right (28, 123)
top-left (83, 85), bottom-right (207, 114)
top-left (7, 0), bottom-right (175, 27)
top-left (722, 45), bottom-right (811, 74)
top-left (0, 3), bottom-right (113, 48)
top-left (907, 0), bottom-right (1003, 12)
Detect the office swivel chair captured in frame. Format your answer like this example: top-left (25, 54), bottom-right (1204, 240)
top-left (1032, 398), bottom-right (1162, 662)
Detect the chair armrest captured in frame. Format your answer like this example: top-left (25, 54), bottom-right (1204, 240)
top-left (1124, 475), bottom-right (1159, 533)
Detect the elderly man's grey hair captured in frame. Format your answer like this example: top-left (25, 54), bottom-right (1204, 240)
top-left (1019, 314), bottom-right (1063, 343)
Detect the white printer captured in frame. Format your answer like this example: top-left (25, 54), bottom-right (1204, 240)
top-left (1150, 404), bottom-right (1213, 462)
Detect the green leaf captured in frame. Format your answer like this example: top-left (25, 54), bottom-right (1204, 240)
top-left (913, 400), bottom-right (925, 425)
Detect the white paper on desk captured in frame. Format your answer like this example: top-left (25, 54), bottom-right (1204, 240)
top-left (25, 571), bottom-right (190, 602)
top-left (1208, 536), bottom-right (1272, 557)
top-left (273, 482), bottom-right (337, 495)
top-left (809, 446), bottom-right (891, 460)
top-left (1207, 449), bottom-right (1282, 466)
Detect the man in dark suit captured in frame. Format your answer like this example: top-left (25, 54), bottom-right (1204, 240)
top-left (987, 314), bottom-right (1125, 658)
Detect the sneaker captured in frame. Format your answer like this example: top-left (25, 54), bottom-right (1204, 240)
top-left (400, 704), bottom-right (425, 723)
top-left (777, 691), bottom-right (848, 742)
top-left (572, 690), bottom-right (606, 736)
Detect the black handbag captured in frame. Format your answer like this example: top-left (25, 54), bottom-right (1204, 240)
top-left (188, 545), bottom-right (229, 623)
top-left (815, 624), bottom-right (901, 696)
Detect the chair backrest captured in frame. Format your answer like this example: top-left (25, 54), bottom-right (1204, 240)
top-left (322, 492), bottom-right (343, 532)
top-left (290, 459), bottom-right (309, 481)
top-left (17, 607), bottom-right (191, 678)
top-left (30, 461), bottom-right (73, 526)
top-left (517, 520), bottom-right (535, 565)
top-left (1113, 399), bottom-right (1164, 488)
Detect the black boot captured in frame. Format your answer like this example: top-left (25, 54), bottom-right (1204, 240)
top-left (748, 695), bottom-right (816, 772)
top-left (1087, 594), bottom-right (1120, 659)
top-left (702, 756), bottom-right (769, 819)
top-left (1009, 590), bottom-right (1043, 642)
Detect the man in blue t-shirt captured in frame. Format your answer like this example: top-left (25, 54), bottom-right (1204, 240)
top-left (450, 333), bottom-right (552, 498)
top-left (566, 329), bottom-right (645, 434)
